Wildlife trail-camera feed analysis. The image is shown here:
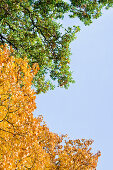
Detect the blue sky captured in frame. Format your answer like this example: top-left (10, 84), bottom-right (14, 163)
top-left (34, 7), bottom-right (113, 170)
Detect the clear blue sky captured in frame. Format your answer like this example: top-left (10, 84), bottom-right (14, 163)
top-left (34, 8), bottom-right (113, 170)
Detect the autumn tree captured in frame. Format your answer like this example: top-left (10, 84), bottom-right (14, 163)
top-left (0, 45), bottom-right (101, 169)
top-left (0, 0), bottom-right (113, 93)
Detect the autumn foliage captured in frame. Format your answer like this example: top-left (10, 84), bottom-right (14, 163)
top-left (0, 46), bottom-right (101, 169)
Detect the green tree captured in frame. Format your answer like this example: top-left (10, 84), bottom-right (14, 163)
top-left (0, 0), bottom-right (113, 93)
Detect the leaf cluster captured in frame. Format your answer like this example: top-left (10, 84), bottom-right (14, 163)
top-left (0, 0), bottom-right (113, 93)
top-left (0, 46), bottom-right (101, 169)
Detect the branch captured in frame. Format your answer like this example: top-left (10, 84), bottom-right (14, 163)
top-left (0, 34), bottom-right (18, 50)
top-left (5, 21), bottom-right (17, 32)
top-left (20, 5), bottom-right (50, 43)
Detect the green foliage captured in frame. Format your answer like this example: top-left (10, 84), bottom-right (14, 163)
top-left (0, 0), bottom-right (113, 93)
top-left (70, 0), bottom-right (113, 25)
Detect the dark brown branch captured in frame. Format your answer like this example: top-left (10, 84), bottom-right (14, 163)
top-left (5, 21), bottom-right (17, 32)
top-left (20, 5), bottom-right (50, 43)
top-left (0, 33), bottom-right (18, 50)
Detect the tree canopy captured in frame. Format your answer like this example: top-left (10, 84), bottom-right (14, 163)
top-left (0, 0), bottom-right (113, 93)
top-left (0, 45), bottom-right (101, 169)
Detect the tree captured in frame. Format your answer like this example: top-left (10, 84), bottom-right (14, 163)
top-left (0, 45), bottom-right (101, 169)
top-left (0, 0), bottom-right (113, 94)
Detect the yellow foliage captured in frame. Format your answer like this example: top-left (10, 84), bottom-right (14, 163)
top-left (0, 45), bottom-right (100, 169)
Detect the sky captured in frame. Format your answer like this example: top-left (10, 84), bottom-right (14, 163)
top-left (34, 7), bottom-right (113, 170)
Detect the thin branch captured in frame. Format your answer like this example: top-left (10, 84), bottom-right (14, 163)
top-left (0, 34), bottom-right (18, 50)
top-left (5, 21), bottom-right (17, 32)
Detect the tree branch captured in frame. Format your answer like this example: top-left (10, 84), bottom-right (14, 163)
top-left (0, 34), bottom-right (18, 50)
